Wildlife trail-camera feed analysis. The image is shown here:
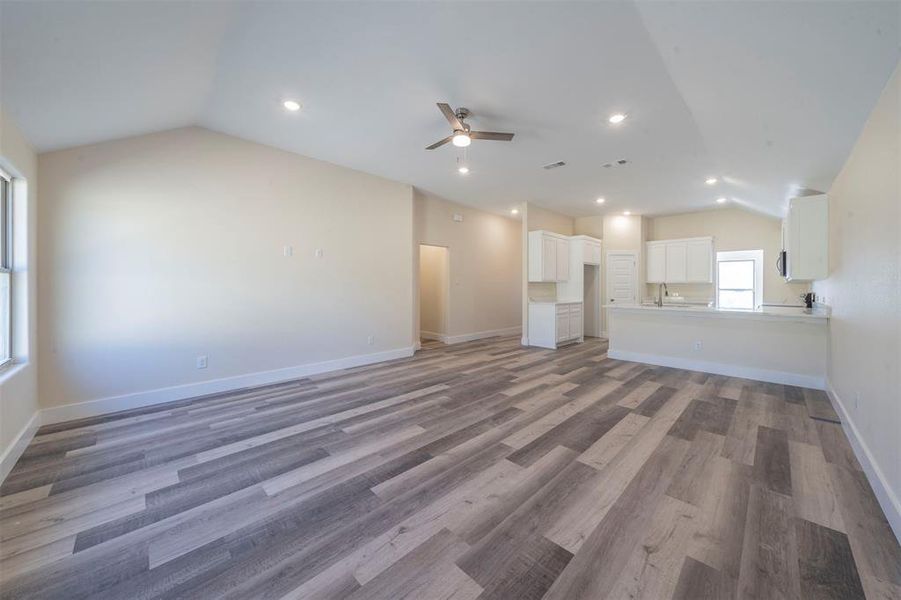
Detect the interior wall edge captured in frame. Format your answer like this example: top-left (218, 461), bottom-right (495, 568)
top-left (39, 345), bottom-right (416, 426)
top-left (826, 380), bottom-right (901, 544)
top-left (0, 409), bottom-right (40, 484)
top-left (606, 348), bottom-right (825, 390)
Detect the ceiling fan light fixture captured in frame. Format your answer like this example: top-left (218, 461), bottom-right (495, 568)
top-left (452, 132), bottom-right (471, 147)
top-left (608, 113), bottom-right (627, 124)
top-left (282, 100), bottom-right (301, 112)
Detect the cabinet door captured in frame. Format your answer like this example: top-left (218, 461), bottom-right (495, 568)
top-left (685, 240), bottom-right (713, 282)
top-left (555, 306), bottom-right (570, 342)
top-left (569, 305), bottom-right (583, 340)
top-left (665, 242), bottom-right (688, 283)
top-left (646, 243), bottom-right (666, 283)
top-left (582, 242), bottom-right (601, 265)
top-left (541, 236), bottom-right (557, 281)
top-left (791, 197), bottom-right (828, 280)
top-left (555, 238), bottom-right (570, 281)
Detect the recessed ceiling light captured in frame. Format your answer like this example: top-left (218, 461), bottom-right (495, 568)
top-left (511, 208), bottom-right (519, 215)
top-left (608, 113), bottom-right (627, 124)
top-left (705, 177), bottom-right (718, 185)
top-left (282, 100), bottom-right (301, 112)
top-left (452, 132), bottom-right (471, 147)
top-left (716, 197), bottom-right (727, 204)
top-left (457, 165), bottom-right (470, 175)
top-left (623, 210), bottom-right (631, 216)
top-left (596, 197), bottom-right (606, 204)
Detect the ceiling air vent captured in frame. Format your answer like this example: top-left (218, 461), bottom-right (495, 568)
top-left (542, 161), bottom-right (566, 170)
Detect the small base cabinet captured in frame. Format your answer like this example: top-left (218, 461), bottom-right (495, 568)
top-left (528, 301), bottom-right (583, 349)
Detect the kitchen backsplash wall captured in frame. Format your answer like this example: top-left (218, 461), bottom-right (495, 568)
top-left (645, 207), bottom-right (810, 305)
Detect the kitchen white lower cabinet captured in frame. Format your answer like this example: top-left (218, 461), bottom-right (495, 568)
top-left (528, 301), bottom-right (583, 349)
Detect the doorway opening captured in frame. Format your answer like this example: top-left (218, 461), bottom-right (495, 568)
top-left (583, 263), bottom-right (601, 337)
top-left (419, 244), bottom-right (449, 346)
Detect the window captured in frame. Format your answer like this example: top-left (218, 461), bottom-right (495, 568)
top-left (716, 250), bottom-right (763, 310)
top-left (0, 171), bottom-right (11, 366)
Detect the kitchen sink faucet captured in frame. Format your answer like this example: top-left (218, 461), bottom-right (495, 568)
top-left (656, 283), bottom-right (668, 307)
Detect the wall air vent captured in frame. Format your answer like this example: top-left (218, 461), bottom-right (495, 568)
top-left (542, 161), bottom-right (566, 170)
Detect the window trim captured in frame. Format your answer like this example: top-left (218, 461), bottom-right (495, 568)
top-left (0, 168), bottom-right (12, 368)
top-left (715, 250), bottom-right (764, 310)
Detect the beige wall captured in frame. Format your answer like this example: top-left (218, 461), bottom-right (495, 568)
top-left (38, 127), bottom-right (416, 411)
top-left (0, 108), bottom-right (39, 474)
top-left (527, 203), bottom-right (574, 235)
top-left (574, 215), bottom-right (603, 239)
top-left (813, 64), bottom-right (900, 535)
top-left (418, 244), bottom-right (448, 336)
top-left (647, 208), bottom-right (809, 304)
top-left (414, 190), bottom-right (521, 340)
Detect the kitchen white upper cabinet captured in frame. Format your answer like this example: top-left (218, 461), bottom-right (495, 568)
top-left (646, 243), bottom-right (666, 283)
top-left (685, 239), bottom-right (713, 282)
top-left (784, 195), bottom-right (828, 281)
top-left (646, 237), bottom-right (713, 284)
top-left (579, 239), bottom-right (602, 265)
top-left (555, 238), bottom-right (570, 281)
top-left (528, 230), bottom-right (570, 282)
top-left (665, 243), bottom-right (688, 283)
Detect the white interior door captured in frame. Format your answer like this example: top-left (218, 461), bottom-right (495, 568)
top-left (606, 252), bottom-right (637, 306)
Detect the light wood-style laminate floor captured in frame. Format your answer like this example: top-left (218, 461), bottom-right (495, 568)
top-left (1, 337), bottom-right (898, 599)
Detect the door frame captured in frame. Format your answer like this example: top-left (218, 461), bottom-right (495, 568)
top-left (601, 250), bottom-right (641, 337)
top-left (418, 243), bottom-right (451, 343)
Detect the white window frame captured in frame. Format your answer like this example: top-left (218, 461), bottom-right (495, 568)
top-left (0, 169), bottom-right (11, 367)
top-left (715, 250), bottom-right (763, 310)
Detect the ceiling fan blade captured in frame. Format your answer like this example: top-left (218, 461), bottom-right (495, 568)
top-left (470, 131), bottom-right (515, 141)
top-left (437, 103), bottom-right (464, 130)
top-left (425, 135), bottom-right (453, 150)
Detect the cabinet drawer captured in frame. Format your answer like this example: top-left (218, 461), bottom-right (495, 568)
top-left (555, 304), bottom-right (571, 316)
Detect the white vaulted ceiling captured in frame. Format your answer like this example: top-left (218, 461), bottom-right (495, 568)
top-left (2, 1), bottom-right (898, 217)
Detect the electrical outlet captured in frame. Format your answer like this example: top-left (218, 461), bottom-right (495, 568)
top-left (693, 341), bottom-right (702, 351)
top-left (196, 355), bottom-right (208, 369)
top-left (367, 335), bottom-right (374, 345)
top-left (854, 391), bottom-right (861, 410)
top-left (315, 248), bottom-right (323, 258)
top-left (283, 245), bottom-right (293, 257)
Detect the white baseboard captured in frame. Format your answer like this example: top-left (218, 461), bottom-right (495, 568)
top-left (0, 410), bottom-right (40, 484)
top-left (444, 326), bottom-right (521, 345)
top-left (40, 346), bottom-right (416, 425)
top-left (606, 349), bottom-right (825, 390)
top-left (423, 327), bottom-right (522, 345)
top-left (826, 382), bottom-right (901, 543)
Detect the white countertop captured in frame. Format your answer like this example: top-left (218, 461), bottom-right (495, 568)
top-left (529, 299), bottom-right (583, 305)
top-left (605, 303), bottom-right (829, 321)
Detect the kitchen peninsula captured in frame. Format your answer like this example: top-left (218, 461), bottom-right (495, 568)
top-left (606, 304), bottom-right (829, 389)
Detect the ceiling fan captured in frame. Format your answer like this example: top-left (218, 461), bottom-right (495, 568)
top-left (425, 103), bottom-right (515, 150)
